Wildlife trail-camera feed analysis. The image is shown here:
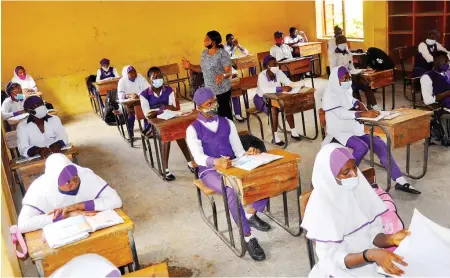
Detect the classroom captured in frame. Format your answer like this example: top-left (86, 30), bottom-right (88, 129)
top-left (2, 0), bottom-right (450, 277)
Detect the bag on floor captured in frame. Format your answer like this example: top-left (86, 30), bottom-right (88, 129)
top-left (372, 184), bottom-right (404, 251)
top-left (430, 108), bottom-right (450, 146)
top-left (103, 90), bottom-right (124, 126)
top-left (10, 225), bottom-right (27, 258)
top-left (366, 47), bottom-right (394, 71)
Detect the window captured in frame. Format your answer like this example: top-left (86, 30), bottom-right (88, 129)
top-left (316, 0), bottom-right (364, 39)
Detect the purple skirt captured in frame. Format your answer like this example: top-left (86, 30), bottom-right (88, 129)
top-left (253, 95), bottom-right (268, 114)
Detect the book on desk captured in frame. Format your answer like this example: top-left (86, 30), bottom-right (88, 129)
top-left (358, 111), bottom-right (401, 122)
top-left (14, 144), bottom-right (73, 164)
top-left (232, 153), bottom-right (283, 171)
top-left (43, 209), bottom-right (124, 249)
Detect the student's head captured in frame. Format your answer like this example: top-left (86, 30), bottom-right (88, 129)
top-left (334, 26), bottom-right (343, 37)
top-left (337, 66), bottom-right (351, 89)
top-left (194, 87), bottom-right (218, 117)
top-left (426, 30), bottom-right (440, 45)
top-left (263, 55), bottom-right (279, 73)
top-left (205, 30), bottom-right (223, 49)
top-left (58, 165), bottom-right (81, 193)
top-left (330, 147), bottom-right (358, 188)
top-left (46, 154), bottom-right (81, 193)
top-left (289, 27), bottom-right (298, 38)
top-left (5, 82), bottom-right (23, 101)
top-left (433, 51), bottom-right (449, 72)
top-left (148, 67), bottom-right (164, 89)
top-left (226, 34), bottom-right (234, 46)
top-left (274, 31), bottom-right (284, 45)
top-left (335, 35), bottom-right (348, 51)
top-left (24, 96), bottom-right (47, 119)
top-left (127, 66), bottom-right (137, 82)
top-left (100, 58), bottom-right (110, 69)
top-left (15, 66), bottom-right (26, 80)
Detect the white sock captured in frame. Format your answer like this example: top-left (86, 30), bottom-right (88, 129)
top-left (187, 161), bottom-right (193, 168)
top-left (165, 169), bottom-right (172, 176)
top-left (395, 177), bottom-right (408, 186)
top-left (291, 129), bottom-right (299, 137)
top-left (244, 235), bottom-right (255, 242)
top-left (274, 134), bottom-right (282, 143)
top-left (246, 213), bottom-right (255, 219)
top-left (372, 104), bottom-right (382, 111)
top-left (236, 115), bottom-right (243, 120)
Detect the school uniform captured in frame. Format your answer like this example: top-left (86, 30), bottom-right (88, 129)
top-left (270, 44), bottom-right (293, 62)
top-left (11, 69), bottom-right (38, 92)
top-left (283, 34), bottom-right (306, 45)
top-left (413, 41), bottom-right (448, 77)
top-left (186, 114), bottom-right (269, 236)
top-left (329, 47), bottom-right (369, 93)
top-left (16, 114), bottom-right (68, 157)
top-left (139, 85), bottom-right (175, 130)
top-left (420, 70), bottom-right (450, 108)
top-left (254, 69), bottom-right (292, 114)
top-left (224, 43), bottom-right (249, 57)
top-left (328, 37), bottom-right (337, 56)
top-left (96, 67), bottom-right (120, 82)
top-left (1, 97), bottom-right (24, 119)
top-left (18, 154), bottom-right (122, 233)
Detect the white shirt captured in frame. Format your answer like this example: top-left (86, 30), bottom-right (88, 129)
top-left (1, 98), bottom-right (24, 119)
top-left (224, 44), bottom-right (249, 57)
top-left (139, 87), bottom-right (176, 115)
top-left (420, 73), bottom-right (439, 105)
top-left (12, 75), bottom-right (38, 92)
top-left (418, 42), bottom-right (448, 63)
top-left (186, 117), bottom-right (245, 167)
top-left (270, 44), bottom-right (293, 62)
top-left (328, 37), bottom-right (337, 56)
top-left (17, 115), bottom-right (69, 157)
top-left (95, 67), bottom-right (120, 82)
top-left (283, 34), bottom-right (306, 44)
top-left (329, 49), bottom-right (356, 71)
top-left (256, 70), bottom-right (292, 97)
top-left (117, 74), bottom-right (150, 100)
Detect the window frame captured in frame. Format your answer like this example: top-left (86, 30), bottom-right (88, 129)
top-left (319, 0), bottom-right (363, 40)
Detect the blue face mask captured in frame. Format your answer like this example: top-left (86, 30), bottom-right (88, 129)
top-left (152, 78), bottom-right (164, 88)
top-left (16, 94), bottom-right (24, 101)
top-left (129, 77), bottom-right (136, 82)
top-left (340, 81), bottom-right (352, 90)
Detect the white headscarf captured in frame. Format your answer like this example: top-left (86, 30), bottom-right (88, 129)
top-left (22, 154), bottom-right (109, 214)
top-left (50, 254), bottom-right (120, 278)
top-left (11, 66), bottom-right (37, 91)
top-left (322, 67), bottom-right (364, 146)
top-left (301, 143), bottom-right (387, 243)
top-left (118, 65), bottom-right (150, 99)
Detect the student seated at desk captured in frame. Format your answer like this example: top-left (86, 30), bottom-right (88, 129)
top-left (11, 66), bottom-right (38, 93)
top-left (140, 67), bottom-right (194, 180)
top-left (322, 67), bottom-right (420, 195)
top-left (270, 31), bottom-right (293, 62)
top-left (17, 96), bottom-right (68, 158)
top-left (420, 50), bottom-right (450, 109)
top-left (1, 82), bottom-right (25, 120)
top-left (18, 153), bottom-right (122, 233)
top-left (302, 144), bottom-right (410, 277)
top-left (118, 65), bottom-right (150, 138)
top-left (96, 58), bottom-right (120, 82)
top-left (328, 26), bottom-right (343, 56)
top-left (413, 30), bottom-right (449, 78)
top-left (186, 87), bottom-right (270, 261)
top-left (329, 35), bottom-right (380, 110)
top-left (254, 55), bottom-right (302, 146)
top-left (284, 27), bottom-right (308, 57)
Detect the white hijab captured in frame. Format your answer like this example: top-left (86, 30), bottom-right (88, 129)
top-left (22, 154), bottom-right (109, 214)
top-left (322, 67), bottom-right (364, 146)
top-left (118, 65), bottom-right (150, 98)
top-left (50, 254), bottom-right (120, 278)
top-left (301, 143), bottom-right (387, 243)
top-left (11, 67), bottom-right (37, 91)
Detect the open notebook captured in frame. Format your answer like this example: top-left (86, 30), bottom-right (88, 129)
top-left (358, 111), bottom-right (401, 122)
top-left (232, 153), bottom-right (283, 171)
top-left (156, 109), bottom-right (192, 120)
top-left (43, 210), bottom-right (124, 249)
top-left (377, 209), bottom-right (450, 277)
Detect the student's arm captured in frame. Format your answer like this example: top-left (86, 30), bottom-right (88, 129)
top-left (257, 73), bottom-right (279, 94)
top-left (299, 32), bottom-right (308, 42)
top-left (29, 77), bottom-right (38, 92)
top-left (84, 184), bottom-right (122, 212)
top-left (286, 46), bottom-right (294, 59)
top-left (329, 106), bottom-right (360, 120)
top-left (284, 36), bottom-right (297, 47)
top-left (168, 90), bottom-right (176, 107)
top-left (17, 123), bottom-right (34, 158)
top-left (418, 42), bottom-right (434, 63)
top-left (50, 117), bottom-right (68, 148)
top-left (182, 57), bottom-right (202, 73)
top-left (139, 95), bottom-right (152, 115)
top-left (238, 44), bottom-right (249, 56)
top-left (18, 205), bottom-right (54, 233)
top-left (220, 50), bottom-right (233, 79)
top-left (113, 67), bottom-right (120, 78)
top-left (227, 119), bottom-right (246, 158)
top-left (420, 75), bottom-right (436, 105)
top-left (436, 42), bottom-right (448, 53)
top-left (117, 79), bottom-right (127, 100)
top-left (96, 69), bottom-right (102, 82)
top-left (329, 53), bottom-right (339, 68)
top-left (186, 125), bottom-right (214, 167)
top-left (1, 100), bottom-right (20, 119)
top-left (278, 71), bottom-right (293, 86)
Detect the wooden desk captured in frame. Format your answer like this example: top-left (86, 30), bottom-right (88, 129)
top-left (362, 107), bottom-right (432, 191)
top-left (124, 262), bottom-right (169, 277)
top-left (146, 110), bottom-right (199, 179)
top-left (92, 78), bottom-right (120, 96)
top-left (293, 42), bottom-right (323, 76)
top-left (263, 85), bottom-right (319, 148)
top-left (25, 209), bottom-right (139, 277)
top-left (278, 57), bottom-right (315, 88)
top-left (362, 69), bottom-right (395, 110)
top-left (231, 54), bottom-right (257, 70)
top-left (7, 110), bottom-right (59, 127)
top-left (24, 91), bottom-right (43, 97)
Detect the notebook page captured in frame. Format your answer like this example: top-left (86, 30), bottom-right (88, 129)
top-left (85, 210), bottom-right (124, 232)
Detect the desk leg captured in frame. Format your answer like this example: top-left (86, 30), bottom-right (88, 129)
top-left (386, 132), bottom-right (392, 192)
top-left (266, 98), bottom-right (276, 145)
top-left (382, 87), bottom-right (386, 111)
top-left (158, 136), bottom-right (167, 181)
top-left (391, 83), bottom-right (396, 110)
top-left (128, 231), bottom-right (140, 271)
top-left (298, 106), bottom-right (319, 141)
top-left (369, 126), bottom-right (375, 167)
top-left (403, 139), bottom-right (429, 179)
top-left (35, 260), bottom-right (45, 277)
top-left (279, 105), bottom-right (289, 149)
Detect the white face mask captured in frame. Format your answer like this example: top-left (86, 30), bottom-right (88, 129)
top-left (426, 39), bottom-right (436, 46)
top-left (340, 81), bottom-right (352, 90)
top-left (338, 176), bottom-right (359, 191)
top-left (33, 105), bottom-right (48, 119)
top-left (270, 67), bottom-right (280, 74)
top-left (102, 66), bottom-right (110, 71)
top-left (152, 78), bottom-right (164, 88)
top-left (337, 43), bottom-right (347, 51)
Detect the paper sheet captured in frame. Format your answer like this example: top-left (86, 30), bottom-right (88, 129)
top-left (8, 113), bottom-right (29, 122)
top-left (358, 111), bottom-right (400, 122)
top-left (232, 153), bottom-right (283, 171)
top-left (157, 110), bottom-right (181, 120)
top-left (378, 209), bottom-right (450, 277)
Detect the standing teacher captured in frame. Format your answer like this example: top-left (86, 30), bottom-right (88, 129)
top-left (182, 30), bottom-right (233, 120)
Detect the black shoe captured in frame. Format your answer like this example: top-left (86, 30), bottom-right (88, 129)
top-left (165, 172), bottom-right (176, 181)
top-left (187, 164), bottom-right (195, 173)
top-left (395, 183), bottom-right (421, 194)
top-left (291, 134), bottom-right (302, 141)
top-left (248, 214), bottom-right (271, 232)
top-left (271, 139), bottom-right (285, 146)
top-left (246, 238), bottom-right (266, 261)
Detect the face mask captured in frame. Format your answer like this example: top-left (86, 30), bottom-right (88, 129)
top-left (337, 44), bottom-right (347, 51)
top-left (337, 176), bottom-right (359, 191)
top-left (340, 81), bottom-right (352, 90)
top-left (152, 78), bottom-right (164, 88)
top-left (18, 75), bottom-right (26, 80)
top-left (32, 105), bottom-right (48, 119)
top-left (16, 94), bottom-right (24, 101)
top-left (275, 38), bottom-right (283, 45)
top-left (270, 67), bottom-right (280, 74)
top-left (426, 39), bottom-right (436, 46)
top-left (206, 44), bottom-right (214, 49)
top-left (129, 77), bottom-right (136, 82)
top-left (203, 103), bottom-right (219, 116)
top-left (102, 66), bottom-right (110, 71)
top-left (441, 63), bottom-right (449, 72)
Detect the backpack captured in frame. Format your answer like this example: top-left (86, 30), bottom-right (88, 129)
top-left (366, 47), bottom-right (395, 71)
top-left (102, 90), bottom-right (124, 126)
top-left (430, 108), bottom-right (450, 146)
top-left (372, 184), bottom-right (404, 251)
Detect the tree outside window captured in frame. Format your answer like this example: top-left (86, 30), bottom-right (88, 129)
top-left (317, 0), bottom-right (364, 39)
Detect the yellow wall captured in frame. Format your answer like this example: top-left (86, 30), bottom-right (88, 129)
top-left (1, 1), bottom-right (387, 118)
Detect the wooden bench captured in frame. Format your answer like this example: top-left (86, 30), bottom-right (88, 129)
top-left (124, 262), bottom-right (169, 277)
top-left (193, 179), bottom-right (216, 196)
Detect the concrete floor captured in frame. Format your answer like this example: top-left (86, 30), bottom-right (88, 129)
top-left (21, 78), bottom-right (450, 276)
